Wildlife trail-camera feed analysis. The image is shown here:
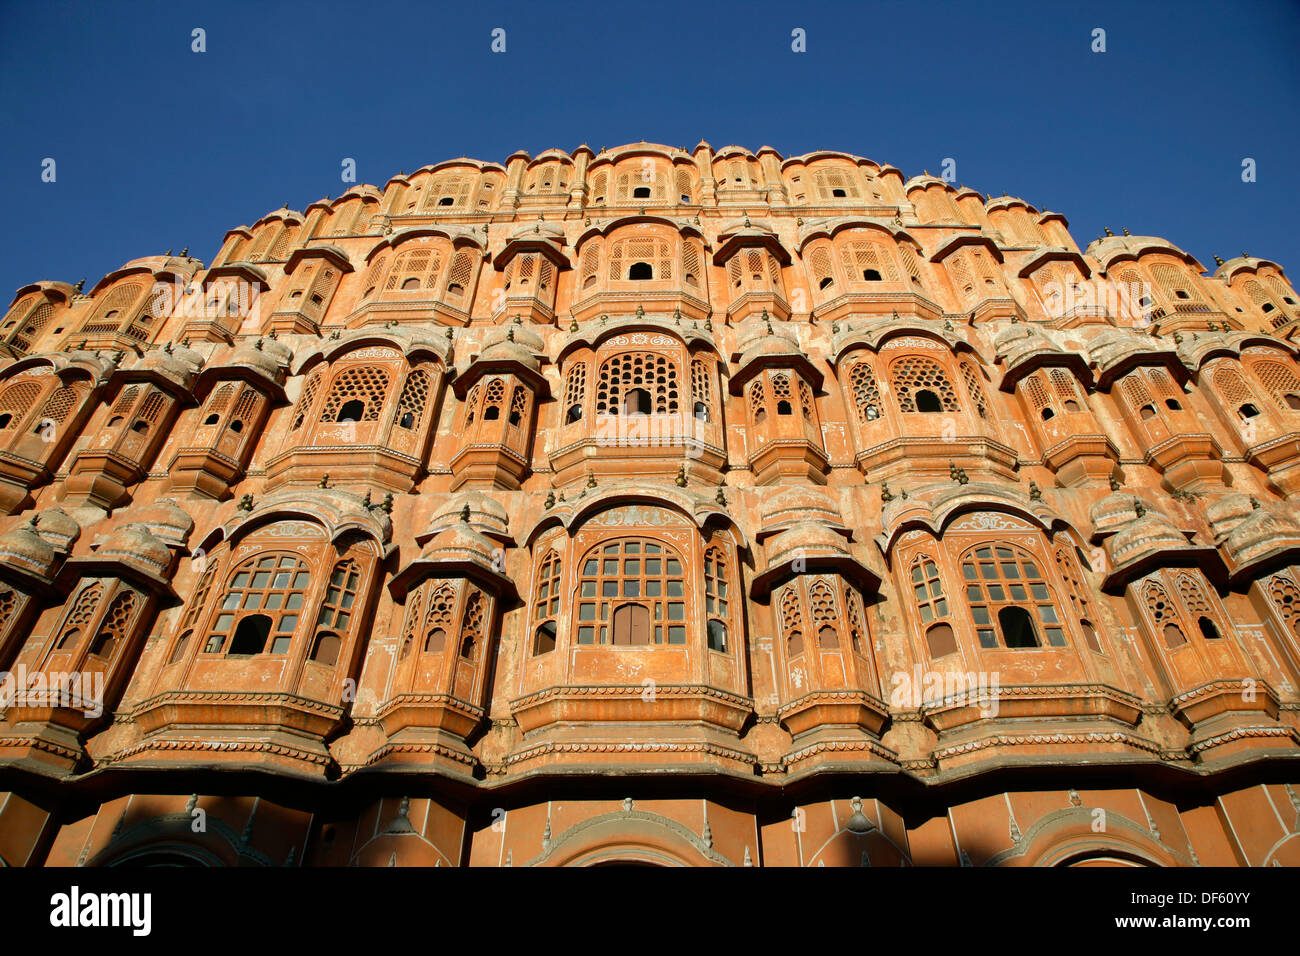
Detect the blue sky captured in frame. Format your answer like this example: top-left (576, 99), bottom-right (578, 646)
top-left (1, 0), bottom-right (1297, 300)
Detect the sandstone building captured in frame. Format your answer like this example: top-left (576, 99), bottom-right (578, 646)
top-left (0, 142), bottom-right (1298, 866)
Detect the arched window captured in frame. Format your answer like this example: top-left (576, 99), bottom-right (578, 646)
top-left (170, 558), bottom-right (219, 665)
top-left (320, 367), bottom-right (390, 423)
top-left (0, 381), bottom-right (42, 431)
top-left (564, 363), bottom-right (587, 424)
top-left (423, 582), bottom-right (455, 653)
top-left (1143, 580), bottom-right (1186, 648)
top-left (394, 369), bottom-right (430, 430)
top-left (207, 554), bottom-right (311, 655)
top-left (628, 262), bottom-right (653, 280)
top-left (482, 378), bottom-right (505, 421)
top-left (385, 247), bottom-right (444, 292)
top-left (891, 356), bottom-right (959, 413)
top-left (780, 586), bottom-right (805, 658)
top-left (1252, 360), bottom-right (1300, 412)
top-left (315, 558), bottom-right (360, 644)
top-left (595, 353), bottom-right (679, 415)
top-left (460, 591), bottom-right (484, 659)
top-left (690, 358), bottom-right (712, 423)
top-left (55, 584), bottom-right (103, 650)
top-left (290, 369), bottom-right (322, 432)
top-left (808, 580), bottom-right (840, 648)
top-left (749, 379), bottom-right (766, 424)
top-left (848, 360), bottom-right (882, 422)
top-left (575, 538), bottom-right (686, 646)
top-left (772, 373), bottom-right (794, 415)
top-left (1267, 573), bottom-right (1300, 638)
top-left (704, 546), bottom-right (729, 652)
top-left (89, 591), bottom-right (135, 660)
top-left (532, 550), bottom-right (562, 655)
top-left (962, 545), bottom-right (1065, 648)
top-left (1054, 545), bottom-right (1101, 653)
top-left (509, 386), bottom-right (528, 427)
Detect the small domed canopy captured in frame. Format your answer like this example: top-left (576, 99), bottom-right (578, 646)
top-left (758, 486), bottom-right (847, 540)
top-left (420, 491), bottom-right (512, 545)
top-left (522, 483), bottom-right (745, 552)
top-left (129, 498), bottom-right (195, 551)
top-left (283, 245), bottom-right (354, 277)
top-left (1176, 331), bottom-right (1297, 372)
top-left (0, 517), bottom-right (58, 582)
top-left (984, 195), bottom-right (1037, 215)
top-left (752, 520), bottom-right (880, 599)
top-left (992, 322), bottom-right (1092, 392)
top-left (1213, 255), bottom-right (1288, 282)
top-left (1089, 235), bottom-right (1203, 271)
top-left (494, 221), bottom-right (567, 273)
top-left (1084, 327), bottom-right (1184, 387)
top-left (1207, 494), bottom-right (1300, 583)
top-left (712, 219), bottom-right (791, 266)
top-left (453, 337), bottom-right (549, 398)
top-left (195, 338), bottom-right (291, 400)
top-left (928, 234), bottom-right (1004, 265)
top-left (1016, 248), bottom-right (1091, 279)
top-left (1, 351), bottom-right (115, 389)
top-left (368, 224), bottom-right (486, 258)
top-left (1102, 512), bottom-right (1221, 591)
top-left (61, 522), bottom-right (177, 592)
top-left (729, 328), bottom-right (822, 392)
top-left (795, 216), bottom-right (918, 254)
top-left (35, 507), bottom-right (81, 554)
top-left (390, 521), bottom-right (515, 602)
top-left (8, 281), bottom-right (75, 306)
top-left (831, 316), bottom-right (975, 368)
top-left (116, 343), bottom-right (203, 397)
top-left (1088, 491), bottom-right (1163, 542)
top-left (90, 256), bottom-right (202, 297)
top-left (202, 261), bottom-right (271, 292)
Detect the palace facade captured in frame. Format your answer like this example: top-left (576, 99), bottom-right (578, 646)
top-left (0, 142), bottom-right (1298, 866)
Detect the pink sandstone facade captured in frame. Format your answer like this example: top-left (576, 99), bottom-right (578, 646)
top-left (0, 142), bottom-right (1298, 866)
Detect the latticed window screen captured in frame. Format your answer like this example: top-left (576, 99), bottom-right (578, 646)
top-left (1175, 572), bottom-right (1214, 619)
top-left (385, 248), bottom-right (443, 291)
top-left (1025, 374), bottom-right (1051, 413)
top-left (445, 251), bottom-right (474, 297)
top-left (949, 255), bottom-right (975, 299)
top-left (92, 282), bottom-right (145, 325)
top-left (809, 246), bottom-right (835, 289)
top-left (509, 386), bottom-right (528, 425)
top-left (38, 386), bottom-right (79, 426)
top-left (537, 259), bottom-right (554, 293)
top-left (590, 171), bottom-right (608, 202)
top-left (780, 586), bottom-right (805, 657)
top-left (891, 356), bottom-right (959, 412)
top-left (690, 358), bottom-right (712, 412)
top-left (0, 381), bottom-right (42, 427)
top-left (460, 590), bottom-right (485, 659)
top-left (136, 391), bottom-right (165, 426)
top-left (421, 582), bottom-right (456, 654)
top-left (88, 591), bottom-right (135, 659)
top-left (608, 237), bottom-right (673, 281)
top-left (808, 580), bottom-right (840, 647)
top-left (112, 386), bottom-right (141, 416)
top-left (580, 245), bottom-right (600, 289)
top-left (229, 390), bottom-right (258, 430)
top-left (1213, 366), bottom-right (1255, 409)
top-left (748, 379), bottom-right (765, 421)
top-left (899, 245), bottom-right (924, 286)
top-left (395, 370), bottom-right (429, 429)
top-left (961, 545), bottom-right (1065, 648)
top-left (1148, 368), bottom-right (1179, 399)
top-left (771, 373), bottom-right (793, 412)
top-left (960, 361), bottom-right (989, 418)
top-left (316, 559), bottom-right (360, 635)
top-left (361, 255), bottom-right (387, 295)
top-left (532, 550), bottom-right (562, 654)
top-left (1252, 361), bottom-right (1300, 410)
top-left (595, 353), bottom-right (679, 414)
top-left (564, 363), bottom-right (587, 414)
top-left (291, 370), bottom-right (323, 431)
top-left (849, 361), bottom-right (881, 422)
top-left (0, 588), bottom-right (18, 638)
top-left (464, 383), bottom-right (482, 426)
top-left (1120, 374), bottom-right (1155, 413)
top-left (2, 295), bottom-right (37, 331)
top-left (1265, 276), bottom-right (1296, 306)
top-left (10, 301), bottom-right (54, 351)
top-left (1152, 264), bottom-right (1199, 303)
top-left (1049, 369), bottom-right (1083, 406)
top-left (1267, 573), bottom-right (1300, 638)
top-left (482, 378), bottom-right (506, 418)
top-left (1144, 579), bottom-right (1186, 648)
top-left (675, 168), bottom-right (693, 202)
top-left (424, 174), bottom-right (473, 210)
top-left (704, 546), bottom-right (728, 652)
top-left (797, 379), bottom-right (816, 421)
top-left (575, 539), bottom-right (686, 646)
top-left (320, 367), bottom-right (390, 422)
top-left (266, 224), bottom-right (297, 262)
top-left (841, 241), bottom-right (898, 281)
top-left (1054, 545), bottom-right (1101, 653)
top-left (682, 243), bottom-right (701, 285)
top-left (814, 168), bottom-right (860, 200)
top-left (207, 553), bottom-right (311, 655)
top-left (56, 583), bottom-right (103, 649)
top-left (207, 384), bottom-right (237, 417)
top-left (845, 590), bottom-right (869, 656)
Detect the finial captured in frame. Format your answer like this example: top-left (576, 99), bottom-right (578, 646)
top-left (1242, 250), bottom-right (1248, 260)
top-left (445, 327), bottom-right (453, 340)
top-left (892, 310), bottom-right (899, 322)
top-left (1103, 226), bottom-right (1114, 237)
top-left (1028, 480), bottom-right (1042, 501)
top-left (254, 337), bottom-right (264, 350)
top-left (460, 504), bottom-right (471, 523)
top-left (569, 317), bottom-right (579, 332)
top-left (949, 461), bottom-right (969, 485)
top-left (319, 474), bottom-right (329, 488)
top-left (944, 319), bottom-right (954, 331)
top-left (237, 493), bottom-right (254, 511)
top-left (704, 317), bottom-right (712, 332)
top-left (72, 278), bottom-right (85, 294)
top-left (880, 481), bottom-right (894, 503)
top-left (586, 472), bottom-right (597, 489)
top-left (715, 487), bottom-right (726, 506)
top-left (1109, 473), bottom-right (1122, 493)
top-left (166, 248), bottom-right (173, 256)
top-left (544, 490), bottom-right (556, 509)
top-left (361, 490), bottom-right (372, 508)
top-left (636, 303), bottom-right (644, 317)
top-left (1122, 227), bottom-right (1131, 236)
top-left (600, 314), bottom-right (608, 325)
top-left (674, 307), bottom-right (681, 325)
top-left (744, 216), bottom-right (751, 227)
top-left (512, 313), bottom-right (523, 324)
top-left (181, 247), bottom-right (189, 257)
top-left (675, 464), bottom-right (687, 487)
top-left (1173, 331), bottom-right (1183, 345)
top-left (381, 492), bottom-right (393, 514)
top-left (796, 217), bottom-right (804, 227)
top-left (1134, 500), bottom-right (1146, 518)
top-left (831, 321), bottom-right (839, 334)
top-left (1250, 496), bottom-right (1261, 510)
top-left (506, 325), bottom-right (515, 342)
top-left (1214, 255), bottom-right (1225, 266)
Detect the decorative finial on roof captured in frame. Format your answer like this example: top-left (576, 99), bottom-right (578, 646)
top-left (181, 247), bottom-right (189, 257)
top-left (164, 341), bottom-right (174, 354)
top-left (694, 215), bottom-right (701, 225)
top-left (1134, 500), bottom-right (1146, 518)
top-left (704, 317), bottom-right (713, 331)
top-left (1251, 496), bottom-right (1261, 510)
top-left (237, 493), bottom-right (254, 511)
top-left (796, 217), bottom-right (804, 227)
top-left (544, 490), bottom-right (556, 509)
top-left (1242, 250), bottom-right (1249, 260)
top-left (381, 492), bottom-right (393, 514)
top-left (1010, 313), bottom-right (1019, 324)
top-left (506, 325), bottom-right (515, 342)
top-left (880, 481), bottom-right (894, 503)
top-left (673, 308), bottom-right (681, 325)
top-left (1109, 473), bottom-right (1121, 492)
top-left (586, 472), bottom-right (597, 489)
top-left (1122, 227), bottom-right (1131, 236)
top-left (460, 504), bottom-right (471, 523)
top-left (675, 464), bottom-right (687, 487)
top-left (949, 461), bottom-right (969, 485)
top-left (318, 474), bottom-right (329, 488)
top-left (445, 327), bottom-right (453, 340)
top-left (1028, 480), bottom-right (1042, 501)
top-left (1173, 331), bottom-right (1183, 345)
top-left (944, 319), bottom-right (954, 331)
top-left (1214, 255), bottom-right (1225, 266)
top-left (585, 217), bottom-right (591, 226)
top-left (361, 490), bottom-right (372, 509)
top-left (715, 487), bottom-right (726, 506)
top-left (892, 310), bottom-right (899, 322)
top-left (73, 278), bottom-right (85, 294)
top-left (166, 248), bottom-right (173, 256)
top-left (569, 317), bottom-right (579, 332)
top-left (636, 303), bottom-right (644, 317)
top-left (831, 321), bottom-right (839, 334)
top-left (744, 216), bottom-right (751, 227)
top-left (1103, 227), bottom-right (1114, 237)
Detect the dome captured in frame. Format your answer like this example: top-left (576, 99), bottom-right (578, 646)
top-left (766, 520), bottom-right (851, 567)
top-left (507, 220), bottom-right (565, 243)
top-left (97, 523), bottom-right (173, 575)
top-left (35, 507), bottom-right (80, 553)
top-left (425, 492), bottom-right (510, 542)
top-left (477, 339), bottom-right (541, 373)
top-left (1089, 492), bottom-right (1159, 539)
top-left (1105, 513), bottom-right (1190, 569)
top-left (228, 339), bottom-right (290, 379)
top-left (0, 517), bottom-right (56, 577)
top-left (759, 486), bottom-right (844, 537)
top-left (129, 498), bottom-right (195, 549)
top-left (421, 522), bottom-right (502, 571)
top-left (737, 332), bottom-right (803, 368)
top-left (1206, 493), bottom-right (1258, 543)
